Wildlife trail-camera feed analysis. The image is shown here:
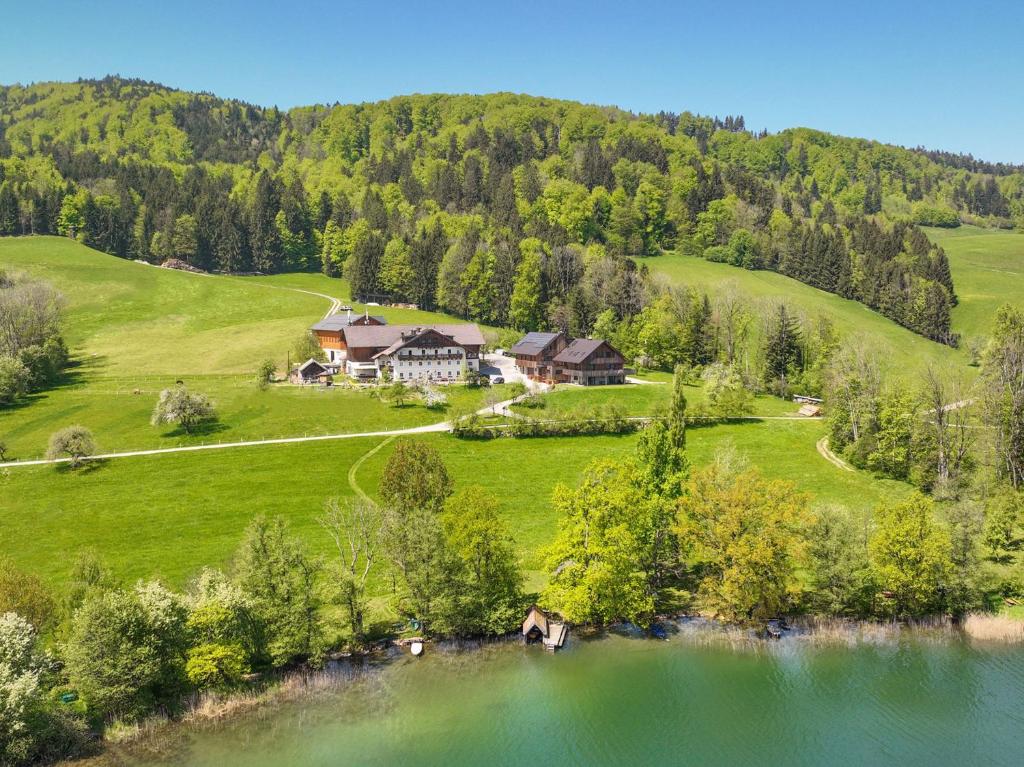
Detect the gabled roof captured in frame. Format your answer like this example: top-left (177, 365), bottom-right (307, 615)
top-left (510, 331), bottom-right (561, 356)
top-left (344, 324), bottom-right (485, 350)
top-left (522, 605), bottom-right (550, 637)
top-left (552, 338), bottom-right (614, 364)
top-left (372, 327), bottom-right (460, 359)
top-left (295, 358), bottom-right (328, 375)
top-left (311, 313), bottom-right (387, 332)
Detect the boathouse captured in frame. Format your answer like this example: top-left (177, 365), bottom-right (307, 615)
top-left (522, 605), bottom-right (568, 652)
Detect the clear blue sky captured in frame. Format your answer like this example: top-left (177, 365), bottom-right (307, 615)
top-left (2, 0), bottom-right (1022, 162)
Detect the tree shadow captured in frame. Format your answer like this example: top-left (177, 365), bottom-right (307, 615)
top-left (54, 457), bottom-right (110, 475)
top-left (160, 419), bottom-right (230, 439)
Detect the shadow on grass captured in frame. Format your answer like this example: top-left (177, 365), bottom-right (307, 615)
top-left (54, 457), bottom-right (110, 475)
top-left (160, 419), bottom-right (230, 439)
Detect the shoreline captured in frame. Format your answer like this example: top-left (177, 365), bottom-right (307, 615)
top-left (68, 612), bottom-right (1024, 765)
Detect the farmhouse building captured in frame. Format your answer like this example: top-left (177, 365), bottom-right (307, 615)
top-left (341, 323), bottom-right (485, 381)
top-left (509, 331), bottom-right (570, 378)
top-left (511, 332), bottom-right (625, 386)
top-left (310, 310), bottom-right (386, 364)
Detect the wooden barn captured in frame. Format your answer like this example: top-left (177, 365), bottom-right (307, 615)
top-left (289, 358), bottom-right (333, 385)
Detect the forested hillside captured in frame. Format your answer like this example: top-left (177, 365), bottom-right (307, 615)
top-left (2, 76), bottom-right (1022, 348)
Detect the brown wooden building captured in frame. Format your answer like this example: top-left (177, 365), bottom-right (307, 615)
top-left (508, 332), bottom-right (569, 380)
top-left (511, 333), bottom-right (625, 386)
top-left (310, 311), bottom-right (386, 364)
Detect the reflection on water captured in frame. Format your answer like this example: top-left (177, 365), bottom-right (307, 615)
top-left (114, 623), bottom-right (1024, 767)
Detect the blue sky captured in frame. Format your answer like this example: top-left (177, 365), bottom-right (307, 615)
top-left (2, 0), bottom-right (1022, 162)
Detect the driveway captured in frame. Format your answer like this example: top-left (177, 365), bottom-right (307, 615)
top-left (481, 353), bottom-right (546, 393)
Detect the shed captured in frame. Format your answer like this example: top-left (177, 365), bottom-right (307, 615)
top-left (290, 358), bottom-right (332, 385)
top-left (798, 403), bottom-right (822, 417)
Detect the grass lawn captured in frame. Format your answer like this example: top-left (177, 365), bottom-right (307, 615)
top-left (0, 375), bottom-right (509, 459)
top-left (923, 225), bottom-right (1024, 342)
top-left (640, 250), bottom-right (969, 379)
top-left (511, 381), bottom-right (799, 419)
top-left (0, 421), bottom-right (907, 594)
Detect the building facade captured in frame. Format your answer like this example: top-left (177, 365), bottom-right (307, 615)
top-left (333, 323), bottom-right (485, 381)
top-left (310, 311), bottom-right (386, 364)
top-left (511, 333), bottom-right (625, 386)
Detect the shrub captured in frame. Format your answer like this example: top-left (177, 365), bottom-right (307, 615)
top-left (0, 356), bottom-right (30, 405)
top-left (185, 643), bottom-right (246, 689)
top-left (45, 426), bottom-right (96, 467)
top-left (255, 359), bottom-right (276, 390)
top-left (912, 203), bottom-right (960, 228)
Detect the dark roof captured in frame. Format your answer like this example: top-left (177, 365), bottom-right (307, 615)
top-left (344, 323), bottom-right (485, 350)
top-left (310, 313), bottom-right (387, 331)
top-left (510, 332), bottom-right (561, 356)
top-left (295, 358), bottom-right (328, 375)
top-left (552, 338), bottom-right (610, 364)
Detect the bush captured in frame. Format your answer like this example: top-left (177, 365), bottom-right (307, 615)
top-left (0, 356), bottom-right (30, 405)
top-left (185, 643), bottom-right (246, 689)
top-left (703, 244), bottom-right (730, 263)
top-left (45, 426), bottom-right (96, 467)
top-left (255, 359), bottom-right (276, 390)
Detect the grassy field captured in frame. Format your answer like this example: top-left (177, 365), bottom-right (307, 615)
top-left (923, 225), bottom-right (1024, 342)
top-left (0, 421), bottom-right (907, 593)
top-left (0, 235), bottom-right (910, 611)
top-left (1, 237), bottom-right (327, 376)
top-left (640, 251), bottom-right (969, 378)
top-left (0, 237), bottom-right (510, 458)
top-left (0, 374), bottom-right (508, 459)
top-left (511, 380), bottom-right (799, 419)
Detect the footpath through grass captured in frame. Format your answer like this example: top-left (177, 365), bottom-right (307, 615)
top-left (0, 421), bottom-right (907, 593)
top-left (0, 374), bottom-right (508, 460)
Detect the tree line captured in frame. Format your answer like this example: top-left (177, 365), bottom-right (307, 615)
top-left (2, 79), bottom-right (1022, 347)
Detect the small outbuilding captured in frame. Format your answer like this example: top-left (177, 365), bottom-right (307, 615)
top-left (522, 605), bottom-right (568, 652)
top-left (289, 358), bottom-right (333, 385)
top-left (798, 403), bottom-right (822, 417)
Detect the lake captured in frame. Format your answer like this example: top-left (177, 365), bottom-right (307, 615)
top-left (117, 623), bottom-right (1024, 767)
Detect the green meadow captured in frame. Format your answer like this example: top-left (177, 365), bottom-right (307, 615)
top-left (639, 250), bottom-right (969, 377)
top-left (923, 225), bottom-right (1024, 341)
top-left (0, 234), bottom-right (934, 599)
top-left (512, 381), bottom-right (799, 418)
top-left (0, 423), bottom-right (905, 594)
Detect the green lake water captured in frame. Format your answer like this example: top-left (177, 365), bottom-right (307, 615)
top-left (121, 625), bottom-right (1024, 767)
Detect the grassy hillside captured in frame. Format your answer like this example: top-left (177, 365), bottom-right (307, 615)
top-left (0, 237), bottom-right (507, 458)
top-left (641, 252), bottom-right (969, 377)
top-left (1, 236), bottom-right (326, 376)
top-left (0, 234), bottom-right (909, 605)
top-left (923, 225), bottom-right (1024, 341)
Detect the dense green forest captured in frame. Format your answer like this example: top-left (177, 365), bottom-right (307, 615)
top-left (2, 77), bottom-right (1023, 347)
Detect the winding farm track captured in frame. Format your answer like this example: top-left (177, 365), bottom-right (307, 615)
top-left (816, 436), bottom-right (854, 472)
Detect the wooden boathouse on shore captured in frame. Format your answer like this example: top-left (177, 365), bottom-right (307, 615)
top-left (522, 605), bottom-right (568, 652)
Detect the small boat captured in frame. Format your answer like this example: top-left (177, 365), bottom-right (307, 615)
top-left (649, 624), bottom-right (669, 640)
top-left (410, 641), bottom-right (424, 657)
